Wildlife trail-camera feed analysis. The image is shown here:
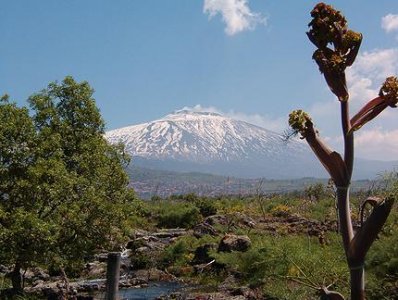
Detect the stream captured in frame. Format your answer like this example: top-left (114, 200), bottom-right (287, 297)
top-left (99, 281), bottom-right (185, 300)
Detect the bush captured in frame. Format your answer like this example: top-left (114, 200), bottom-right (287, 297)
top-left (195, 198), bottom-right (218, 217)
top-left (213, 233), bottom-right (349, 299)
top-left (156, 203), bottom-right (201, 229)
top-left (131, 252), bottom-right (152, 270)
top-left (161, 240), bottom-right (189, 267)
top-left (271, 204), bottom-right (290, 217)
top-left (366, 206), bottom-right (398, 299)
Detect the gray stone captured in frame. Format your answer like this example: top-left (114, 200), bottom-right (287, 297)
top-left (218, 234), bottom-right (251, 253)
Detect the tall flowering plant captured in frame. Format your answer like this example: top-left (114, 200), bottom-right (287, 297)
top-left (289, 3), bottom-right (396, 299)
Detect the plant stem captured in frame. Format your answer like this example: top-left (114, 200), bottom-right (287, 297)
top-left (337, 187), bottom-right (366, 300)
top-left (341, 101), bottom-right (354, 178)
top-left (350, 265), bottom-right (365, 300)
top-left (336, 186), bottom-right (353, 254)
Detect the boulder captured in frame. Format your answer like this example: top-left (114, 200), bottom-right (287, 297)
top-left (218, 234), bottom-right (251, 253)
top-left (204, 215), bottom-right (228, 226)
top-left (82, 262), bottom-right (107, 278)
top-left (193, 223), bottom-right (218, 238)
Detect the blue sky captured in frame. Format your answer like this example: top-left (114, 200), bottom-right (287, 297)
top-left (1, 1), bottom-right (398, 160)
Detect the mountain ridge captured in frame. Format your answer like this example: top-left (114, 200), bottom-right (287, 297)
top-left (105, 110), bottom-right (397, 179)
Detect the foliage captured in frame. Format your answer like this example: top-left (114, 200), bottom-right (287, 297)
top-left (213, 233), bottom-right (349, 299)
top-left (194, 198), bottom-right (218, 217)
top-left (304, 183), bottom-right (326, 201)
top-left (161, 240), bottom-right (189, 268)
top-left (0, 77), bottom-right (134, 287)
top-left (366, 228), bottom-right (398, 299)
top-left (131, 252), bottom-right (152, 270)
top-left (155, 202), bottom-right (201, 229)
top-left (125, 190), bottom-right (398, 298)
top-left (271, 204), bottom-right (290, 217)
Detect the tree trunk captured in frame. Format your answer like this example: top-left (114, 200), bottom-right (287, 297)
top-left (10, 262), bottom-right (22, 292)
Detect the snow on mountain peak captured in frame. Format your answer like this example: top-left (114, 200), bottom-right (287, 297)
top-left (105, 110), bottom-right (308, 166)
top-left (105, 110), bottom-right (396, 180)
top-left (171, 109), bottom-right (223, 118)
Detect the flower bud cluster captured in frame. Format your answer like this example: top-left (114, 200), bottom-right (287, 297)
top-left (288, 110), bottom-right (312, 137)
top-left (307, 3), bottom-right (362, 101)
top-left (379, 76), bottom-right (398, 107)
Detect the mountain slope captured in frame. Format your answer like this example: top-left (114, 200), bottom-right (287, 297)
top-left (105, 110), bottom-right (397, 179)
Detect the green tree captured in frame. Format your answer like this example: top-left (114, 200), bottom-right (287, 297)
top-left (0, 77), bottom-right (134, 292)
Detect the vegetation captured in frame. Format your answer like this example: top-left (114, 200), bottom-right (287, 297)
top-left (0, 77), bottom-right (134, 293)
top-left (288, 3), bottom-right (397, 299)
top-left (1, 4), bottom-right (397, 300)
top-left (1, 163), bottom-right (397, 299)
top-left (124, 186), bottom-right (397, 299)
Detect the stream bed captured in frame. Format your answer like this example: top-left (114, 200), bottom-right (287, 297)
top-left (108, 281), bottom-right (185, 300)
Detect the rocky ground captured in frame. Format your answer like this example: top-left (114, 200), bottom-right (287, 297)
top-left (0, 212), bottom-right (338, 299)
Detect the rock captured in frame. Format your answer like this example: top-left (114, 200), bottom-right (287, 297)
top-left (41, 286), bottom-right (60, 299)
top-left (127, 277), bottom-right (148, 286)
top-left (128, 235), bottom-right (166, 253)
top-left (152, 228), bottom-right (188, 239)
top-left (132, 268), bottom-right (176, 282)
top-left (77, 282), bottom-right (100, 292)
top-left (0, 264), bottom-right (10, 274)
top-left (285, 214), bottom-right (303, 223)
top-left (82, 262), bottom-right (107, 278)
top-left (218, 275), bottom-right (239, 291)
top-left (131, 229), bottom-right (150, 238)
top-left (135, 246), bottom-right (150, 253)
top-left (21, 267), bottom-right (50, 285)
top-left (95, 252), bottom-right (109, 262)
top-left (233, 212), bottom-right (257, 228)
top-left (204, 215), bottom-right (228, 226)
top-left (218, 234), bottom-right (251, 253)
top-left (126, 238), bottom-right (147, 250)
top-left (32, 267), bottom-right (50, 281)
top-left (193, 223), bottom-right (218, 238)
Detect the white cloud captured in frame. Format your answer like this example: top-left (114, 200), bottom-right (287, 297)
top-left (321, 128), bottom-right (398, 161)
top-left (354, 128), bottom-right (398, 160)
top-left (349, 48), bottom-right (398, 84)
top-left (302, 49), bottom-right (398, 135)
top-left (346, 48), bottom-right (398, 127)
top-left (382, 14), bottom-right (398, 33)
top-left (305, 47), bottom-right (398, 161)
top-left (203, 0), bottom-right (266, 36)
top-left (183, 104), bottom-right (286, 132)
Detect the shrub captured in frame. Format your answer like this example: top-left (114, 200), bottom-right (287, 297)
top-left (195, 198), bottom-right (218, 217)
top-left (161, 240), bottom-right (189, 268)
top-left (213, 233), bottom-right (349, 299)
top-left (156, 203), bottom-right (201, 229)
top-left (271, 204), bottom-right (290, 217)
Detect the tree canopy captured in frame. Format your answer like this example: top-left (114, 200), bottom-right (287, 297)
top-left (0, 77), bottom-right (134, 289)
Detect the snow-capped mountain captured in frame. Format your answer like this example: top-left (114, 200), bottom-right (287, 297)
top-left (105, 110), bottom-right (396, 179)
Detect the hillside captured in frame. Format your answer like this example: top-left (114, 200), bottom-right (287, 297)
top-left (127, 166), bottom-right (374, 199)
top-left (106, 110), bottom-right (398, 180)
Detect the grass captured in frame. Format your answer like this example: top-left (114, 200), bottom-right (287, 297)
top-left (1, 183), bottom-right (397, 299)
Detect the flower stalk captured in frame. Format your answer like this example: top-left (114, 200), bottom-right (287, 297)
top-left (288, 3), bottom-right (396, 299)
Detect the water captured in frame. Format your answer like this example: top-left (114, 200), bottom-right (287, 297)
top-left (117, 281), bottom-right (184, 300)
